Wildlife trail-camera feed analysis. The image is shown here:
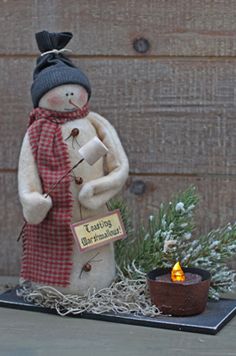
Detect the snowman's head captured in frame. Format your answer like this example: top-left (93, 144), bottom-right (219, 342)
top-left (38, 84), bottom-right (88, 112)
top-left (31, 31), bottom-right (91, 108)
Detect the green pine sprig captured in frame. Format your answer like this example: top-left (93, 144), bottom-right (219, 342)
top-left (109, 186), bottom-right (236, 300)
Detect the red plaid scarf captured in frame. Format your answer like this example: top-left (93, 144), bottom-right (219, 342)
top-left (21, 104), bottom-right (89, 286)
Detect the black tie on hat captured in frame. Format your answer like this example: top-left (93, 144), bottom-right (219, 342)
top-left (36, 31), bottom-right (72, 53)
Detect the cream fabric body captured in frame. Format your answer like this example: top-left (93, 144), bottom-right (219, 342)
top-left (18, 111), bottom-right (129, 295)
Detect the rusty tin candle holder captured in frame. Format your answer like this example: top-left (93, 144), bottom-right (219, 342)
top-left (147, 267), bottom-right (211, 316)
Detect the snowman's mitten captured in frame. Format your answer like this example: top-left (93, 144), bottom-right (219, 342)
top-left (78, 171), bottom-right (125, 211)
top-left (21, 192), bottom-right (53, 224)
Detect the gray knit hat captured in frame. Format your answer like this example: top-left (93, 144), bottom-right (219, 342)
top-left (31, 31), bottom-right (91, 108)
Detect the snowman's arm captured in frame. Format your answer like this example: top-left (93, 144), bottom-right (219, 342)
top-left (78, 112), bottom-right (129, 210)
top-left (18, 132), bottom-right (52, 224)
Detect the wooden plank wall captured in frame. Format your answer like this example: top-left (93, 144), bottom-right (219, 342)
top-left (1, 0), bottom-right (236, 275)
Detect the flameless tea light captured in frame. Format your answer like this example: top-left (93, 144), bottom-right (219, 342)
top-left (147, 262), bottom-right (211, 316)
top-left (171, 261), bottom-right (185, 282)
top-left (156, 261), bottom-right (202, 285)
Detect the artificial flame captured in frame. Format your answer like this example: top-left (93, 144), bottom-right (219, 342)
top-left (171, 261), bottom-right (185, 282)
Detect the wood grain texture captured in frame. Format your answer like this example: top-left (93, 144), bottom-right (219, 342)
top-left (1, 0), bottom-right (236, 56)
top-left (1, 57), bottom-right (236, 175)
top-left (0, 306), bottom-right (236, 356)
top-left (1, 172), bottom-right (236, 276)
top-left (0, 173), bottom-right (22, 276)
top-left (125, 175), bottom-right (236, 234)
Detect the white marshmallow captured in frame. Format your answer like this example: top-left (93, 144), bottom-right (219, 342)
top-left (79, 136), bottom-right (108, 165)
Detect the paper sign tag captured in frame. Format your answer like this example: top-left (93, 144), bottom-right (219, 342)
top-left (70, 209), bottom-right (127, 253)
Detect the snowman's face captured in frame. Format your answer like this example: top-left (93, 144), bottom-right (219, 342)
top-left (38, 84), bottom-right (88, 112)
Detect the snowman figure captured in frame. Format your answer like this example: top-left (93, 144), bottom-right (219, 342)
top-left (18, 31), bottom-right (129, 294)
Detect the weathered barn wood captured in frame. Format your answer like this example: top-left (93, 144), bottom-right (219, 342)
top-left (0, 0), bottom-right (236, 275)
top-left (1, 0), bottom-right (236, 56)
top-left (0, 173), bottom-right (22, 276)
top-left (126, 175), bottom-right (236, 232)
top-left (1, 58), bottom-right (236, 175)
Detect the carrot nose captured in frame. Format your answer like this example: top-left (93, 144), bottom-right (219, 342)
top-left (69, 99), bottom-right (81, 109)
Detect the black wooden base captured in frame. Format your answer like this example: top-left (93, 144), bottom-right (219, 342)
top-left (0, 288), bottom-right (236, 335)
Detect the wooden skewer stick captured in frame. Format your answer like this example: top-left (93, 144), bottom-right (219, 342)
top-left (17, 136), bottom-right (108, 241)
top-left (45, 158), bottom-right (84, 198)
top-left (17, 158), bottom-right (84, 241)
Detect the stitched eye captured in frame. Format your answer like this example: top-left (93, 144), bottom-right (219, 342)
top-left (66, 93), bottom-right (69, 96)
top-left (71, 92), bottom-right (74, 96)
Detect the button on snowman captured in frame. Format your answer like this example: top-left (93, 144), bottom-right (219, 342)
top-left (18, 31), bottom-right (129, 294)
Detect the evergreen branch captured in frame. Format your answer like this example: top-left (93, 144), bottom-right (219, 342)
top-left (110, 186), bottom-right (236, 300)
